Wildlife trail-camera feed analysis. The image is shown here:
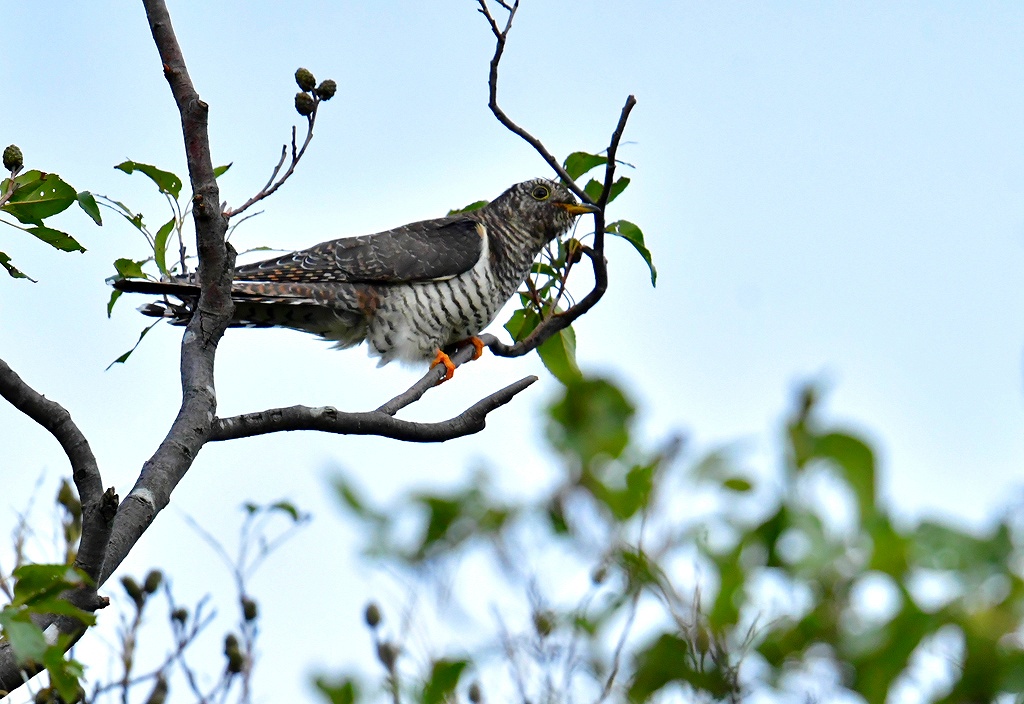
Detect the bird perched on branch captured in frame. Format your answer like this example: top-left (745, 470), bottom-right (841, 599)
top-left (114, 178), bottom-right (597, 380)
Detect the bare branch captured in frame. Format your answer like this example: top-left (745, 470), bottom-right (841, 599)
top-left (211, 375), bottom-right (537, 443)
top-left (224, 112), bottom-right (319, 219)
top-left (476, 0), bottom-right (588, 202)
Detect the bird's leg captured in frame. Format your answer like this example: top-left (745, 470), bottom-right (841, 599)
top-left (430, 349), bottom-right (457, 383)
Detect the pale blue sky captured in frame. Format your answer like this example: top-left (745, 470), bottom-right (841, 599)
top-left (2, 2), bottom-right (1023, 700)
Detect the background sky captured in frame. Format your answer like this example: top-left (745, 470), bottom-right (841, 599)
top-left (2, 1), bottom-right (1023, 701)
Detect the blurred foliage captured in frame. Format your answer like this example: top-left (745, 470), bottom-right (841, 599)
top-left (328, 378), bottom-right (1024, 703)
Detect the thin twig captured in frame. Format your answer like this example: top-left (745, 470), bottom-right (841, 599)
top-left (224, 112), bottom-right (318, 219)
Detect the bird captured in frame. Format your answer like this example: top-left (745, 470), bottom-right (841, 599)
top-left (113, 178), bottom-right (598, 380)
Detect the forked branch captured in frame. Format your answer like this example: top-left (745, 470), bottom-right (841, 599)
top-left (477, 0), bottom-right (637, 359)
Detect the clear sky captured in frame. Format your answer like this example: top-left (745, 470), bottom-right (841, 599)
top-left (2, 1), bottom-right (1023, 700)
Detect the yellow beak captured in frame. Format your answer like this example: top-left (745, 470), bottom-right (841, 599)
top-left (557, 202), bottom-right (601, 215)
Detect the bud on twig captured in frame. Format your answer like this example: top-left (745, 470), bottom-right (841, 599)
top-left (241, 596), bottom-right (259, 622)
top-left (315, 79), bottom-right (337, 101)
top-left (3, 144), bottom-right (23, 173)
top-left (121, 576), bottom-right (145, 608)
top-left (295, 92), bottom-right (315, 116)
top-left (364, 602), bottom-right (382, 629)
top-left (143, 569), bottom-right (163, 594)
top-left (294, 67), bottom-right (317, 92)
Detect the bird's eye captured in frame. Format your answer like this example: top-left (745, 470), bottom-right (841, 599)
top-left (531, 185), bottom-right (551, 201)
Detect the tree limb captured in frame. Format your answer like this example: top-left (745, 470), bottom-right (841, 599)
top-left (211, 375), bottom-right (537, 443)
top-left (101, 0), bottom-right (234, 586)
top-left (477, 1), bottom-right (637, 358)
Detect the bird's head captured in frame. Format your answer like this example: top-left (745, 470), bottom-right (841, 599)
top-left (489, 178), bottom-right (600, 243)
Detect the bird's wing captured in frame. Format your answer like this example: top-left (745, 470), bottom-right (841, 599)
top-left (234, 216), bottom-right (484, 285)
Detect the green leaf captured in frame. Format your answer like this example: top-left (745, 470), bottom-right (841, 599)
top-left (12, 564), bottom-right (90, 607)
top-left (315, 675), bottom-right (360, 704)
top-left (2, 172), bottom-right (79, 225)
top-left (115, 160), bottom-right (183, 199)
top-left (0, 251), bottom-right (32, 280)
top-left (154, 217), bottom-right (175, 275)
top-left (421, 659), bottom-right (468, 704)
top-left (606, 220), bottom-right (656, 286)
top-left (537, 325), bottom-right (583, 385)
top-left (563, 151), bottom-right (607, 181)
top-left (548, 377), bottom-right (635, 466)
top-left (76, 191), bottom-right (102, 225)
top-left (213, 163), bottom-right (233, 179)
top-left (43, 648), bottom-right (85, 703)
top-left (107, 320), bottom-right (160, 370)
top-left (447, 200), bottom-right (488, 215)
top-left (112, 257), bottom-right (147, 280)
top-left (0, 609), bottom-right (47, 663)
top-left (584, 176), bottom-right (630, 205)
top-left (504, 307), bottom-right (540, 342)
top-left (27, 226), bottom-right (86, 253)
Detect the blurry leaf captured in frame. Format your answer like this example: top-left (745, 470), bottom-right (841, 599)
top-left (107, 320), bottom-right (159, 370)
top-left (76, 191), bottom-right (102, 225)
top-left (628, 632), bottom-right (733, 701)
top-left (911, 520), bottom-right (1013, 574)
top-left (421, 659), bottom-right (468, 704)
top-left (315, 675), bottom-right (360, 704)
top-left (12, 564), bottom-right (90, 606)
top-left (213, 163), bottom-right (233, 179)
top-left (548, 377), bottom-right (635, 466)
top-left (722, 477), bottom-right (753, 492)
top-left (270, 500), bottom-right (302, 522)
top-left (708, 546), bottom-right (745, 628)
top-left (334, 477), bottom-right (385, 523)
top-left (2, 172), bottom-right (78, 225)
top-left (617, 548), bottom-right (663, 590)
top-left (448, 200), bottom-right (488, 215)
top-left (848, 600), bottom-right (937, 701)
top-left (418, 495), bottom-right (462, 555)
top-left (546, 496), bottom-right (569, 534)
top-left (115, 160), bottom-right (183, 199)
top-left (0, 609), bottom-right (47, 663)
top-left (537, 325), bottom-right (582, 385)
top-left (154, 217), bottom-right (175, 275)
top-left (27, 226), bottom-right (86, 253)
top-left (606, 220), bottom-right (656, 286)
top-left (865, 514), bottom-right (909, 577)
top-left (43, 648), bottom-right (85, 703)
top-left (816, 432), bottom-right (876, 519)
top-left (563, 151), bottom-right (607, 181)
top-left (0, 251), bottom-right (32, 280)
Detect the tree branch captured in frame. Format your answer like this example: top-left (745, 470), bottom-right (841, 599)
top-left (0, 358), bottom-right (113, 583)
top-left (211, 375), bottom-right (537, 443)
top-left (101, 0), bottom-right (234, 585)
top-left (477, 0), bottom-right (637, 358)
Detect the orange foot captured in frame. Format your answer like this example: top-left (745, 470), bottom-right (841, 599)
top-left (430, 349), bottom-right (456, 383)
top-left (466, 335), bottom-right (485, 360)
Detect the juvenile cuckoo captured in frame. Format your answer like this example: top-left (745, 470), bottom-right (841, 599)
top-left (114, 178), bottom-right (597, 379)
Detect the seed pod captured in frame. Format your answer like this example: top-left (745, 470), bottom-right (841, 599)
top-left (3, 144), bottom-right (23, 172)
top-left (295, 92), bottom-right (315, 116)
top-left (364, 602), bottom-right (382, 629)
top-left (315, 79), bottom-right (337, 101)
top-left (294, 67), bottom-right (316, 92)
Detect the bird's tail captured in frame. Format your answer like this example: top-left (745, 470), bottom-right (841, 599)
top-left (112, 278), bottom-right (370, 348)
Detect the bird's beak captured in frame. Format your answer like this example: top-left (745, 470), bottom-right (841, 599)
top-left (557, 202), bottom-right (601, 216)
